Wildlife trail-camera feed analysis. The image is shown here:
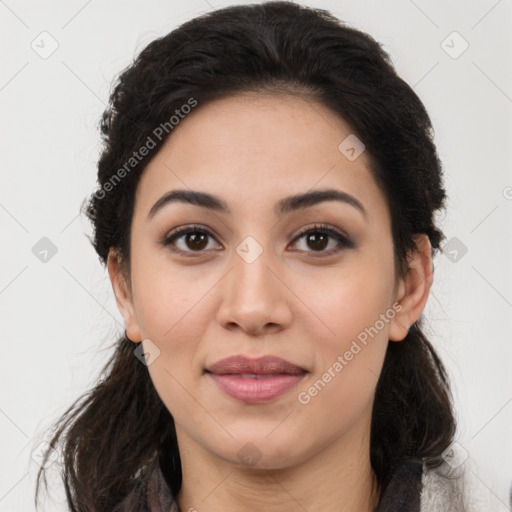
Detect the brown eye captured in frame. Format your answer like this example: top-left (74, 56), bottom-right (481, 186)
top-left (183, 231), bottom-right (209, 251)
top-left (290, 224), bottom-right (354, 256)
top-left (162, 225), bottom-right (221, 256)
top-left (161, 223), bottom-right (354, 258)
top-left (304, 232), bottom-right (329, 251)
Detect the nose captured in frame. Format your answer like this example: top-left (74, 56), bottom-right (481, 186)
top-left (215, 243), bottom-right (292, 336)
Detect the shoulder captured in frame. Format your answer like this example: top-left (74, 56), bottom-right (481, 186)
top-left (420, 457), bottom-right (497, 512)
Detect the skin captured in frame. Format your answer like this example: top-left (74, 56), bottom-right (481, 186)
top-left (108, 93), bottom-right (433, 512)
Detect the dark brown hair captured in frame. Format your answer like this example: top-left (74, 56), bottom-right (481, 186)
top-left (35, 2), bottom-right (456, 510)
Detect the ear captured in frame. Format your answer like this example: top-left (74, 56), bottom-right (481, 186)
top-left (388, 234), bottom-right (433, 342)
top-left (107, 248), bottom-right (142, 343)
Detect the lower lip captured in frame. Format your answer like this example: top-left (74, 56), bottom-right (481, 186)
top-left (207, 372), bottom-right (307, 403)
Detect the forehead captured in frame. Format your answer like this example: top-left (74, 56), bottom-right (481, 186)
top-left (134, 93), bottom-right (389, 223)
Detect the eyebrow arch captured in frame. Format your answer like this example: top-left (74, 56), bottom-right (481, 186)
top-left (147, 188), bottom-right (367, 220)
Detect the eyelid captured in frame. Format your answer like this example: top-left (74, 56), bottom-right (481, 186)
top-left (289, 223), bottom-right (355, 254)
top-left (160, 222), bottom-right (354, 256)
top-left (160, 224), bottom-right (221, 257)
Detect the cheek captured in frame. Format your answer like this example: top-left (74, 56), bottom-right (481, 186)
top-left (138, 280), bottom-right (210, 421)
top-left (302, 259), bottom-right (395, 347)
top-left (296, 259), bottom-right (394, 408)
top-left (131, 248), bottom-right (212, 341)
top-left (297, 292), bottom-right (390, 435)
top-left (130, 255), bottom-right (211, 407)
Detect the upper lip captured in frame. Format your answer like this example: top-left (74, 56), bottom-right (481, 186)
top-left (205, 355), bottom-right (308, 375)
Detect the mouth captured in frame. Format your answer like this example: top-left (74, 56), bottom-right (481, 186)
top-left (205, 354), bottom-right (307, 375)
top-left (205, 355), bottom-right (308, 403)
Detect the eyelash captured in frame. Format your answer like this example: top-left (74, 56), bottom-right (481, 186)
top-left (160, 223), bottom-right (354, 258)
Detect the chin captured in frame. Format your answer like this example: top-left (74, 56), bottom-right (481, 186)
top-left (209, 435), bottom-right (309, 471)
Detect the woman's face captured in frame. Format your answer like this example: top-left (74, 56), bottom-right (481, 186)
top-left (110, 93), bottom-right (418, 470)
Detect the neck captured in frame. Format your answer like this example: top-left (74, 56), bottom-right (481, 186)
top-left (175, 422), bottom-right (380, 512)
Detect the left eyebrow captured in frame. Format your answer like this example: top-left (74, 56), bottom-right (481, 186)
top-left (276, 188), bottom-right (367, 220)
top-left (147, 188), bottom-right (367, 221)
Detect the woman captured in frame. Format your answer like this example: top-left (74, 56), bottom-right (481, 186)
top-left (35, 2), bottom-right (484, 510)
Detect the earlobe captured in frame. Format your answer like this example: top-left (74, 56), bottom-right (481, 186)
top-left (107, 248), bottom-right (142, 343)
top-left (389, 234), bottom-right (433, 342)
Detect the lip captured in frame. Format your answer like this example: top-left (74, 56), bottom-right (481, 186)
top-left (205, 355), bottom-right (308, 404)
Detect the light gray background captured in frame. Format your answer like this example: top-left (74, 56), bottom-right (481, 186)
top-left (1, 0), bottom-right (511, 510)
